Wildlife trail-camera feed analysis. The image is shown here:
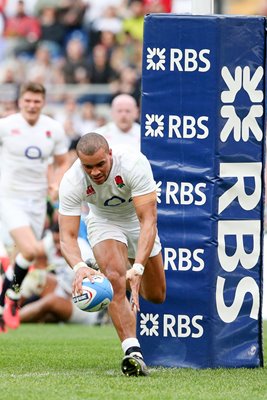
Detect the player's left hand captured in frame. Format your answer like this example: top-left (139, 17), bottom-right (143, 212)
top-left (126, 268), bottom-right (142, 312)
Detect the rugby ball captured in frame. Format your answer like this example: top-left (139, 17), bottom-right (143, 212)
top-left (72, 275), bottom-right (113, 312)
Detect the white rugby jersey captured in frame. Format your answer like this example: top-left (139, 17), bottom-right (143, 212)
top-left (96, 122), bottom-right (141, 151)
top-left (0, 113), bottom-right (67, 195)
top-left (59, 146), bottom-right (155, 221)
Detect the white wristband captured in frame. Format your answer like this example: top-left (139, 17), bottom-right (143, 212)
top-left (132, 263), bottom-right (145, 276)
top-left (73, 261), bottom-right (89, 273)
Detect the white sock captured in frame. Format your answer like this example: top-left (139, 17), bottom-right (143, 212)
top-left (15, 253), bottom-right (32, 269)
top-left (121, 338), bottom-right (142, 358)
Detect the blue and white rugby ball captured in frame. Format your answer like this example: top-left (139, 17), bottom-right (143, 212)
top-left (73, 275), bottom-right (113, 312)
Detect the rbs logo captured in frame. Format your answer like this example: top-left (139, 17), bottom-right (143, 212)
top-left (140, 313), bottom-right (204, 338)
top-left (146, 47), bottom-right (211, 72)
top-left (164, 247), bottom-right (205, 271)
top-left (156, 181), bottom-right (207, 206)
top-left (216, 66), bottom-right (263, 324)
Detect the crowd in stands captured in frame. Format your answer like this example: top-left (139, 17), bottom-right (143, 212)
top-left (0, 0), bottom-right (173, 120)
top-left (0, 0), bottom-right (177, 157)
top-left (0, 0), bottom-right (263, 119)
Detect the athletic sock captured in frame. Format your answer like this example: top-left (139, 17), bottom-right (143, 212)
top-left (122, 338), bottom-right (143, 358)
top-left (11, 254), bottom-right (32, 292)
top-left (125, 346), bottom-right (143, 359)
top-left (0, 276), bottom-right (12, 307)
top-left (12, 263), bottom-right (29, 291)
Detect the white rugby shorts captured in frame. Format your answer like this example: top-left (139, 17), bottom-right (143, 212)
top-left (0, 196), bottom-right (47, 240)
top-left (86, 215), bottom-right (162, 259)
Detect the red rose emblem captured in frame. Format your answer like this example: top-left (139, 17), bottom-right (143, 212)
top-left (114, 175), bottom-right (125, 188)
top-left (86, 185), bottom-right (95, 196)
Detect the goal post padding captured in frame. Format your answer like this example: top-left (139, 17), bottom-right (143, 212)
top-left (138, 14), bottom-right (266, 368)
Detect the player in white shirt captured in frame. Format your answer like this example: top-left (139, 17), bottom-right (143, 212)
top-left (58, 132), bottom-right (166, 377)
top-left (19, 221), bottom-right (98, 325)
top-left (96, 94), bottom-right (140, 150)
top-left (0, 82), bottom-right (69, 332)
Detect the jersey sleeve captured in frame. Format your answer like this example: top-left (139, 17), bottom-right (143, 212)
top-left (58, 174), bottom-right (83, 216)
top-left (127, 153), bottom-right (156, 197)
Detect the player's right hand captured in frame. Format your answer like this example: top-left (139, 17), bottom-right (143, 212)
top-left (72, 267), bottom-right (104, 296)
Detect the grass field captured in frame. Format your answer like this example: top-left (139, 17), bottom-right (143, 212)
top-left (1, 323), bottom-right (267, 400)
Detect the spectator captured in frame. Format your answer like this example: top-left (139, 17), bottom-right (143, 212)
top-left (111, 66), bottom-right (141, 105)
top-left (98, 30), bottom-right (119, 60)
top-left (96, 93), bottom-right (140, 150)
top-left (4, 0), bottom-right (38, 17)
top-left (91, 6), bottom-right (122, 35)
top-left (0, 59), bottom-right (24, 85)
top-left (143, 0), bottom-right (171, 13)
top-left (63, 36), bottom-right (90, 84)
top-left (111, 31), bottom-right (143, 75)
top-left (88, 5), bottom-right (123, 49)
top-left (38, 6), bottom-right (66, 58)
top-left (122, 0), bottom-right (145, 42)
top-left (88, 44), bottom-right (117, 84)
top-left (4, 0), bottom-right (41, 57)
top-left (57, 0), bottom-right (87, 33)
top-left (25, 43), bottom-right (59, 86)
top-left (82, 0), bottom-right (124, 27)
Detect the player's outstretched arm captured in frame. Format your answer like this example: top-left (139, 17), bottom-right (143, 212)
top-left (58, 213), bottom-right (82, 268)
top-left (133, 191), bottom-right (158, 267)
top-left (127, 192), bottom-right (158, 311)
top-left (58, 213), bottom-right (100, 295)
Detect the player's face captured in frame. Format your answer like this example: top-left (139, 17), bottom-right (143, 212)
top-left (112, 103), bottom-right (137, 132)
top-left (19, 91), bottom-right (45, 125)
top-left (79, 147), bottom-right (112, 185)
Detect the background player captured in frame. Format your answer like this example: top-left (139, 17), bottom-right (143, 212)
top-left (0, 81), bottom-right (69, 332)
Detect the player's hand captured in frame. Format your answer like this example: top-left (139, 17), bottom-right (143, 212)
top-left (126, 268), bottom-right (142, 312)
top-left (72, 266), bottom-right (103, 296)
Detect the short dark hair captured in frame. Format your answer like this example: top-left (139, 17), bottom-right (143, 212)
top-left (19, 82), bottom-right (46, 98)
top-left (76, 132), bottom-right (109, 156)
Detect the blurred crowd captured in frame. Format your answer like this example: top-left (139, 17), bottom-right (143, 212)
top-left (0, 0), bottom-right (179, 155)
top-left (0, 0), bottom-right (173, 119)
top-left (0, 0), bottom-right (265, 120)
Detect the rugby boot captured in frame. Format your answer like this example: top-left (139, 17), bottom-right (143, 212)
top-left (121, 354), bottom-right (149, 377)
top-left (3, 289), bottom-right (20, 329)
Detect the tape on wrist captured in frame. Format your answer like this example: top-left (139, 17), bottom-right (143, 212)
top-left (73, 261), bottom-right (89, 273)
top-left (132, 263), bottom-right (145, 276)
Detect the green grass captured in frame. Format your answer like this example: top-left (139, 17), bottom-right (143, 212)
top-left (1, 323), bottom-right (267, 400)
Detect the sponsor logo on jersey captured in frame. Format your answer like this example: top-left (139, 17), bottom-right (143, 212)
top-left (86, 185), bottom-right (95, 196)
top-left (11, 128), bottom-right (20, 135)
